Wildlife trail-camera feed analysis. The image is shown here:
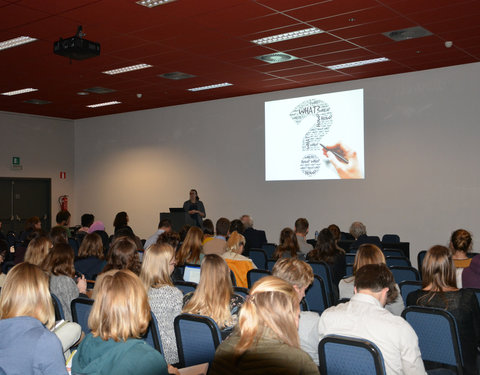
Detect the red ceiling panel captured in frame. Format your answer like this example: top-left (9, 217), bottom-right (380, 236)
top-left (286, 40), bottom-right (358, 58)
top-left (285, 1), bottom-right (379, 22)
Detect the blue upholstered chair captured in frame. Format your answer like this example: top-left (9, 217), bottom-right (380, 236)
top-left (71, 297), bottom-right (94, 334)
top-left (246, 269), bottom-right (271, 289)
top-left (304, 275), bottom-right (328, 314)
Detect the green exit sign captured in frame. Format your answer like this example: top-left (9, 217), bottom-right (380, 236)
top-left (12, 156), bottom-right (20, 165)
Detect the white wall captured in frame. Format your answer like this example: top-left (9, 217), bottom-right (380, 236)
top-left (74, 62), bottom-right (480, 265)
top-left (0, 111), bottom-right (75, 226)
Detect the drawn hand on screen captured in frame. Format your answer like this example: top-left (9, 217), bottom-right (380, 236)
top-left (323, 142), bottom-right (362, 179)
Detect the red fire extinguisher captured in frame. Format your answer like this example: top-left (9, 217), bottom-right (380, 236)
top-left (59, 195), bottom-right (68, 211)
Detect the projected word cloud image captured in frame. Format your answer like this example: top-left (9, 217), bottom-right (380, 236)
top-left (265, 89), bottom-right (364, 181)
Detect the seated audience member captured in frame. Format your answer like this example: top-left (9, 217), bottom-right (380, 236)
top-left (87, 221), bottom-right (109, 258)
top-left (55, 210), bottom-right (72, 237)
top-left (407, 245), bottom-right (480, 375)
top-left (50, 225), bottom-right (69, 246)
top-left (157, 231), bottom-right (181, 250)
top-left (202, 219), bottom-right (215, 244)
top-left (272, 258), bottom-right (319, 365)
top-left (178, 225), bottom-right (191, 244)
top-left (74, 232), bottom-right (106, 280)
top-left (93, 236), bottom-right (141, 298)
top-left (348, 221), bottom-right (382, 251)
top-left (76, 213), bottom-right (95, 244)
top-left (222, 231), bottom-right (256, 288)
top-left (328, 223), bottom-right (348, 252)
top-left (210, 276), bottom-right (319, 375)
top-left (339, 244), bottom-right (404, 315)
top-left (203, 217), bottom-right (230, 256)
top-left (229, 219), bottom-right (245, 235)
top-left (19, 216), bottom-right (42, 245)
top-left (241, 214), bottom-right (268, 251)
top-left (294, 218), bottom-right (313, 255)
top-left (113, 211), bottom-right (130, 234)
top-left (183, 254), bottom-right (244, 339)
top-left (140, 243), bottom-right (183, 365)
top-left (24, 235), bottom-right (51, 267)
top-left (176, 226), bottom-right (204, 266)
top-left (143, 219), bottom-right (172, 250)
top-left (41, 243), bottom-right (87, 321)
top-left (307, 228), bottom-right (346, 286)
top-left (0, 263), bottom-right (68, 374)
top-left (450, 229), bottom-right (473, 269)
top-left (72, 269), bottom-right (178, 375)
top-left (319, 264), bottom-right (426, 375)
top-left (462, 254), bottom-right (480, 288)
top-left (273, 227), bottom-right (304, 261)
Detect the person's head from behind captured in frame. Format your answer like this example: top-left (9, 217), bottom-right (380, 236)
top-left (107, 236), bottom-right (140, 274)
top-left (78, 232), bottom-right (104, 260)
top-left (0, 263), bottom-right (55, 329)
top-left (450, 229), bottom-right (472, 254)
top-left (294, 218), bottom-right (309, 236)
top-left (176, 226), bottom-right (203, 265)
top-left (24, 235), bottom-right (51, 266)
top-left (315, 228), bottom-right (335, 250)
top-left (353, 244), bottom-right (385, 275)
top-left (140, 243), bottom-right (175, 289)
top-left (50, 226), bottom-right (68, 245)
top-left (229, 219), bottom-right (244, 235)
top-left (226, 231), bottom-right (245, 255)
top-left (203, 219), bottom-right (214, 236)
top-left (354, 263), bottom-right (398, 307)
top-left (158, 218), bottom-right (172, 231)
top-left (198, 254), bottom-right (232, 293)
top-left (41, 243), bottom-right (75, 277)
top-left (81, 213), bottom-right (95, 228)
top-left (179, 225), bottom-right (191, 242)
top-left (89, 269), bottom-right (150, 341)
top-left (328, 224), bottom-right (341, 241)
top-left (349, 221), bottom-right (366, 239)
top-left (25, 216), bottom-right (41, 231)
top-left (157, 231), bottom-right (180, 250)
top-left (272, 258), bottom-right (313, 300)
top-left (113, 211), bottom-right (129, 229)
top-left (56, 210), bottom-right (71, 226)
top-left (240, 215), bottom-right (253, 229)
top-left (279, 227), bottom-right (297, 247)
top-left (422, 245), bottom-right (456, 291)
top-left (235, 276), bottom-right (300, 356)
top-left (216, 217), bottom-right (230, 237)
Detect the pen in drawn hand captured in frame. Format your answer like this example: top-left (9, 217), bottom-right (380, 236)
top-left (320, 143), bottom-right (349, 164)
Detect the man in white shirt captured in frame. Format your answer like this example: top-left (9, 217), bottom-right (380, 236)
top-left (295, 218), bottom-right (313, 255)
top-left (318, 263), bottom-right (426, 375)
top-left (143, 219), bottom-right (172, 250)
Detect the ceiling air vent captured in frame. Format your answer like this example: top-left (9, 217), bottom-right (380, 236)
top-left (383, 26), bottom-right (432, 42)
top-left (23, 99), bottom-right (51, 105)
top-left (84, 86), bottom-right (116, 94)
top-left (255, 52), bottom-right (298, 64)
top-left (159, 72), bottom-right (196, 80)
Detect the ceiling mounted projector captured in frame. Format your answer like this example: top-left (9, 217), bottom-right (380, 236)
top-left (53, 26), bottom-right (100, 60)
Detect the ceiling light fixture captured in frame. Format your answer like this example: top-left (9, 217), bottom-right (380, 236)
top-left (187, 83), bottom-right (232, 92)
top-left (136, 0), bottom-right (177, 8)
top-left (87, 101), bottom-right (121, 108)
top-left (255, 52), bottom-right (298, 64)
top-left (0, 36), bottom-right (37, 51)
top-left (102, 64), bottom-right (152, 75)
top-left (251, 27), bottom-right (323, 45)
top-left (1, 88), bottom-right (38, 96)
top-left (327, 57), bottom-right (390, 70)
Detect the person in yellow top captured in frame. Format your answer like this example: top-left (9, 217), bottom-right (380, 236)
top-left (222, 231), bottom-right (256, 288)
top-left (450, 229), bottom-right (473, 268)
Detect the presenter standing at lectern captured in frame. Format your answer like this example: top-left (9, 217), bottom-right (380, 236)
top-left (183, 189), bottom-right (206, 228)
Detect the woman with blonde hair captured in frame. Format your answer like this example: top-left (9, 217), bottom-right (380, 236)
top-left (0, 262), bottom-right (67, 374)
top-left (338, 243), bottom-right (404, 315)
top-left (75, 232), bottom-right (106, 280)
top-left (176, 226), bottom-right (203, 266)
top-left (222, 231), bottom-right (256, 288)
top-left (210, 276), bottom-right (319, 375)
top-left (183, 254), bottom-right (244, 339)
top-left (72, 269), bottom-right (177, 375)
top-left (24, 235), bottom-right (51, 266)
top-left (407, 245), bottom-right (480, 375)
top-left (140, 243), bottom-right (183, 365)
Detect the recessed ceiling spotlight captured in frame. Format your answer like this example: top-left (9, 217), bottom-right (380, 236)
top-left (187, 83), bottom-right (232, 92)
top-left (327, 57), bottom-right (390, 70)
top-left (77, 91), bottom-right (89, 96)
top-left (255, 52), bottom-right (298, 64)
top-left (136, 0), bottom-right (177, 8)
top-left (23, 99), bottom-right (51, 105)
top-left (383, 26), bottom-right (432, 42)
top-left (87, 101), bottom-right (121, 108)
top-left (159, 72), bottom-right (196, 80)
top-left (0, 36), bottom-right (37, 51)
top-left (1, 88), bottom-right (38, 96)
top-left (251, 27), bottom-right (323, 45)
top-left (102, 64), bottom-right (152, 75)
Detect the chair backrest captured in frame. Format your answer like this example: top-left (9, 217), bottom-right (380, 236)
top-left (389, 266), bottom-right (420, 283)
top-left (385, 256), bottom-right (411, 267)
top-left (417, 250), bottom-right (427, 275)
top-left (266, 259), bottom-right (276, 272)
top-left (319, 334), bottom-right (386, 375)
top-left (71, 297), bottom-right (94, 333)
top-left (398, 280), bottom-right (423, 306)
top-left (248, 248), bottom-right (268, 270)
top-left (143, 311), bottom-right (164, 354)
top-left (381, 234), bottom-right (400, 243)
top-left (233, 286), bottom-right (249, 299)
top-left (51, 293), bottom-right (64, 321)
top-left (345, 264), bottom-right (353, 277)
top-left (261, 243), bottom-right (277, 259)
top-left (402, 306), bottom-right (463, 374)
top-left (230, 269), bottom-right (237, 287)
top-left (174, 281), bottom-right (197, 295)
top-left (174, 313), bottom-right (222, 368)
top-left (383, 248), bottom-right (405, 258)
top-left (345, 253), bottom-right (356, 264)
top-left (304, 275), bottom-right (328, 314)
top-left (465, 288), bottom-right (480, 306)
top-left (246, 269), bottom-right (271, 289)
top-left (308, 261), bottom-right (335, 306)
